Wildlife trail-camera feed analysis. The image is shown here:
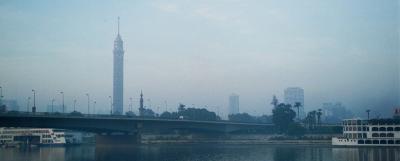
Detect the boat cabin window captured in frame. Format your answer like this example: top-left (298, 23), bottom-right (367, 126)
top-left (380, 140), bottom-right (387, 144)
top-left (362, 133), bottom-right (367, 138)
top-left (380, 133), bottom-right (386, 137)
top-left (379, 127), bottom-right (386, 131)
top-left (372, 133), bottom-right (379, 137)
top-left (387, 127), bottom-right (393, 131)
top-left (388, 140), bottom-right (394, 144)
top-left (372, 127), bottom-right (378, 131)
top-left (395, 127), bottom-right (400, 131)
top-left (387, 133), bottom-right (394, 137)
top-left (365, 140), bottom-right (372, 144)
top-left (373, 140), bottom-right (379, 144)
top-left (396, 140), bottom-right (400, 144)
top-left (357, 140), bottom-right (364, 144)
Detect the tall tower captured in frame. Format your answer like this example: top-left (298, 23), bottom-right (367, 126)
top-left (113, 17), bottom-right (124, 115)
top-left (139, 90), bottom-right (144, 116)
top-left (228, 93), bottom-right (239, 115)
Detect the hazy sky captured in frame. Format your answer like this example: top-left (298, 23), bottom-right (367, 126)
top-left (0, 0), bottom-right (399, 117)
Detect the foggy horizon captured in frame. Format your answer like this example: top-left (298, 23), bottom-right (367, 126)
top-left (0, 0), bottom-right (399, 118)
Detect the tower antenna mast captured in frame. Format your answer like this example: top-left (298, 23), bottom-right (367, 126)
top-left (117, 17), bottom-right (120, 35)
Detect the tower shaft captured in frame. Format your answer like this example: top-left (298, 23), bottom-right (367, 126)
top-left (113, 18), bottom-right (124, 115)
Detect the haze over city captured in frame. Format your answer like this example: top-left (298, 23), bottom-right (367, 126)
top-left (0, 0), bottom-right (398, 117)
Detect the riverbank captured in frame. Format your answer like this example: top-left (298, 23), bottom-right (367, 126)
top-left (142, 139), bottom-right (331, 145)
top-left (140, 134), bottom-right (336, 145)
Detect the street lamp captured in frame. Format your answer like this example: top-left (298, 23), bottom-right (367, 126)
top-left (86, 93), bottom-right (90, 115)
top-left (51, 99), bottom-right (55, 113)
top-left (26, 97), bottom-right (31, 113)
top-left (93, 101), bottom-right (96, 115)
top-left (60, 91), bottom-right (64, 113)
top-left (366, 109), bottom-right (371, 120)
top-left (31, 89), bottom-right (36, 113)
top-left (129, 97), bottom-right (133, 112)
top-left (108, 96), bottom-right (112, 115)
top-left (73, 99), bottom-right (77, 112)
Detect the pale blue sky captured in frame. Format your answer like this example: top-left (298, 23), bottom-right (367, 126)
top-left (0, 0), bottom-right (399, 117)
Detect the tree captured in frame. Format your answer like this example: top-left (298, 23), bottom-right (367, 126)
top-left (256, 115), bottom-right (272, 124)
top-left (228, 113), bottom-right (256, 123)
top-left (0, 105), bottom-right (6, 113)
top-left (271, 95), bottom-right (279, 108)
top-left (316, 109), bottom-right (323, 125)
top-left (304, 110), bottom-right (317, 129)
top-left (178, 103), bottom-right (186, 112)
top-left (142, 108), bottom-right (156, 117)
top-left (169, 104), bottom-right (220, 121)
top-left (272, 103), bottom-right (296, 133)
top-left (70, 111), bottom-right (83, 116)
top-left (125, 111), bottom-right (135, 117)
top-left (294, 102), bottom-right (302, 120)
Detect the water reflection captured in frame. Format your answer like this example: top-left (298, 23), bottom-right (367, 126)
top-left (0, 145), bottom-right (399, 161)
top-left (332, 147), bottom-right (400, 161)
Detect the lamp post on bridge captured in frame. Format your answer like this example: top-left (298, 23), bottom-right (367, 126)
top-left (60, 91), bottom-right (65, 113)
top-left (86, 93), bottom-right (90, 115)
top-left (93, 101), bottom-right (96, 115)
top-left (51, 99), bottom-right (55, 113)
top-left (108, 96), bottom-right (112, 115)
top-left (129, 97), bottom-right (133, 112)
top-left (26, 97), bottom-right (31, 113)
top-left (31, 89), bottom-right (36, 113)
top-left (73, 99), bottom-right (77, 112)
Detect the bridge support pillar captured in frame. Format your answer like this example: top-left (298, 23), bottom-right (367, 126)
top-left (95, 132), bottom-right (140, 147)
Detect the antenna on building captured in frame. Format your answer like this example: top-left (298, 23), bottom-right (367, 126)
top-left (117, 16), bottom-right (120, 35)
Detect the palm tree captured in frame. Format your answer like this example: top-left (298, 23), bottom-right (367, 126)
top-left (366, 109), bottom-right (370, 120)
top-left (317, 109), bottom-right (323, 125)
top-left (310, 110), bottom-right (317, 128)
top-left (271, 95), bottom-right (278, 108)
top-left (294, 102), bottom-right (302, 120)
top-left (304, 111), bottom-right (317, 129)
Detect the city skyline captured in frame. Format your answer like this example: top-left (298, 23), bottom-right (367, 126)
top-left (0, 1), bottom-right (398, 117)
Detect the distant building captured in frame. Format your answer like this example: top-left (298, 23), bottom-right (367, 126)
top-left (228, 93), bottom-right (239, 115)
top-left (2, 99), bottom-right (20, 111)
top-left (284, 87), bottom-right (305, 118)
top-left (322, 102), bottom-right (353, 123)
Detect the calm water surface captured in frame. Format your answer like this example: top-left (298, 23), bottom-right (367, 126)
top-left (0, 144), bottom-right (399, 161)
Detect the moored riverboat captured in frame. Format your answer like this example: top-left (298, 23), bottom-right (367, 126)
top-left (332, 118), bottom-right (400, 146)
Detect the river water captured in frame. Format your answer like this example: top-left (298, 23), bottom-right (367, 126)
top-left (0, 144), bottom-right (399, 161)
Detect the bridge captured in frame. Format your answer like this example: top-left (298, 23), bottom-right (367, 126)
top-left (0, 113), bottom-right (274, 146)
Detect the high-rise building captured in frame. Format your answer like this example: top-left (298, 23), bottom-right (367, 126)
top-left (113, 17), bottom-right (124, 115)
top-left (284, 87), bottom-right (304, 118)
top-left (228, 93), bottom-right (239, 115)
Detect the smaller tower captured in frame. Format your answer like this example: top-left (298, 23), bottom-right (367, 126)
top-left (139, 90), bottom-right (144, 116)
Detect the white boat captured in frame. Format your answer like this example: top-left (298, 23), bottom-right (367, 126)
top-left (0, 128), bottom-right (66, 147)
top-left (332, 118), bottom-right (400, 146)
